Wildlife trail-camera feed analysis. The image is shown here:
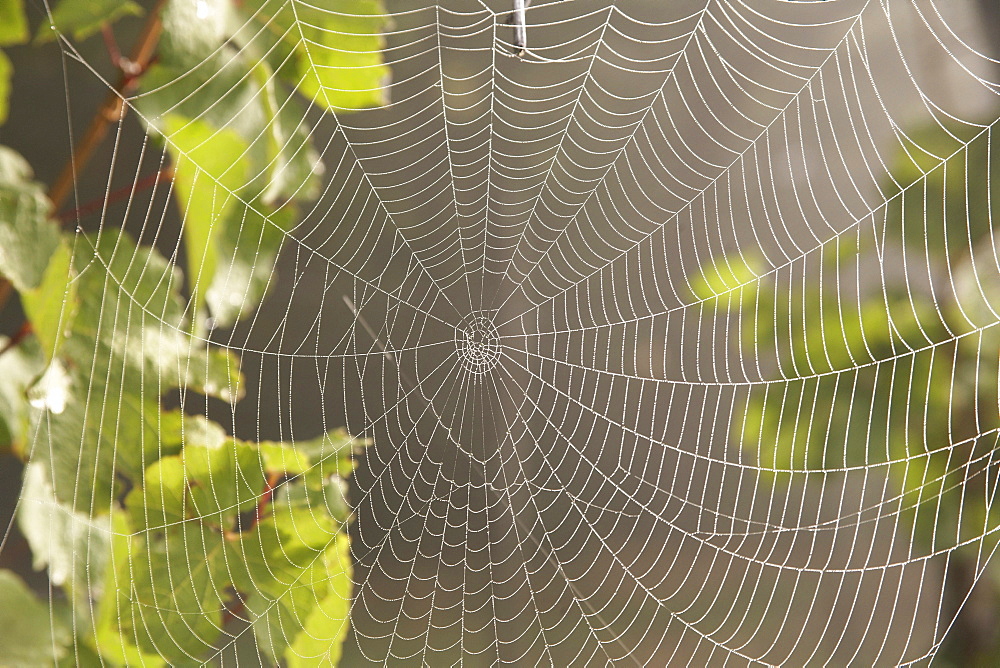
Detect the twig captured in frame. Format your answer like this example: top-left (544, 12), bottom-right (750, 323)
top-left (512, 0), bottom-right (527, 56)
top-left (100, 24), bottom-right (124, 71)
top-left (0, 280), bottom-right (11, 316)
top-left (58, 166), bottom-right (173, 223)
top-left (505, 0), bottom-right (532, 58)
top-left (48, 0), bottom-right (169, 211)
top-left (342, 296), bottom-right (400, 367)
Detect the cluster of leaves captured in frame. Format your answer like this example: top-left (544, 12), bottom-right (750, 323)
top-left (138, 0), bottom-right (388, 328)
top-left (0, 0), bottom-right (388, 664)
top-left (692, 121), bottom-right (1000, 658)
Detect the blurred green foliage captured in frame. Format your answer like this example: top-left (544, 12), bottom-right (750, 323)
top-left (0, 0), bottom-right (387, 663)
top-left (702, 119), bottom-right (1000, 661)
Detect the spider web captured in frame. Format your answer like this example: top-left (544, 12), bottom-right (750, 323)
top-left (28, 0), bottom-right (1000, 664)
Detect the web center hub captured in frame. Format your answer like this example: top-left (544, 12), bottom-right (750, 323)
top-left (455, 314), bottom-right (500, 374)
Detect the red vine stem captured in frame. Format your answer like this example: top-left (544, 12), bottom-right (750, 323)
top-left (254, 472), bottom-right (283, 524)
top-left (0, 2), bottom-right (171, 334)
top-left (58, 167), bottom-right (173, 223)
top-left (47, 0), bottom-right (169, 212)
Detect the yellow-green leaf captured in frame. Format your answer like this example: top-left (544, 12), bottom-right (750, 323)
top-left (21, 240), bottom-right (77, 361)
top-left (294, 0), bottom-right (390, 112)
top-left (163, 115), bottom-right (250, 319)
top-left (0, 145), bottom-right (60, 292)
top-left (0, 50), bottom-right (11, 126)
top-left (689, 252), bottom-right (763, 308)
top-left (36, 0), bottom-right (143, 43)
top-left (286, 535), bottom-right (353, 667)
top-left (0, 569), bottom-right (71, 664)
top-left (0, 0), bottom-right (28, 46)
top-left (0, 334), bottom-right (44, 453)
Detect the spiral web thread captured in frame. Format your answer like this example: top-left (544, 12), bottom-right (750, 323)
top-left (30, 0), bottom-right (1000, 664)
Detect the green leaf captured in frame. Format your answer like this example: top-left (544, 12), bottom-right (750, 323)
top-left (118, 524), bottom-right (230, 663)
top-left (162, 115), bottom-right (250, 318)
top-left (246, 586), bottom-right (315, 664)
top-left (229, 505), bottom-right (338, 600)
top-left (322, 476), bottom-right (351, 523)
top-left (884, 122), bottom-right (1000, 261)
top-left (0, 334), bottom-right (44, 453)
top-left (128, 440), bottom-right (266, 531)
top-left (32, 232), bottom-right (183, 506)
top-left (243, 0), bottom-right (389, 113)
top-left (0, 49), bottom-right (11, 126)
top-left (205, 201), bottom-right (293, 328)
top-left (243, 532), bottom-right (350, 665)
top-left (36, 0), bottom-right (143, 43)
top-left (138, 58), bottom-right (259, 137)
top-left (159, 409), bottom-right (228, 451)
top-left (260, 427), bottom-right (363, 479)
top-left (0, 145), bottom-right (60, 292)
top-left (93, 511), bottom-right (167, 666)
top-left (138, 63), bottom-right (321, 327)
top-left (285, 535), bottom-right (353, 667)
top-left (20, 240), bottom-right (77, 360)
top-left (183, 440), bottom-right (266, 524)
top-left (137, 10), bottom-right (339, 327)
top-left (158, 0), bottom-right (231, 68)
top-left (249, 66), bottom-right (323, 206)
top-left (31, 351), bottom-right (164, 512)
top-left (188, 344), bottom-right (245, 402)
top-left (147, 28), bottom-right (311, 206)
top-left (288, 426), bottom-right (364, 462)
top-left (17, 463), bottom-right (111, 606)
top-left (31, 230), bottom-right (246, 514)
top-left (109, 428), bottom-right (360, 663)
top-left (295, 1), bottom-right (390, 112)
top-left (689, 252), bottom-right (763, 308)
top-left (125, 455), bottom-right (188, 531)
top-left (258, 441), bottom-right (312, 476)
top-left (139, 57), bottom-right (323, 205)
top-left (0, 0), bottom-right (28, 46)
top-left (276, 465), bottom-right (352, 522)
top-left (0, 569), bottom-right (71, 665)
